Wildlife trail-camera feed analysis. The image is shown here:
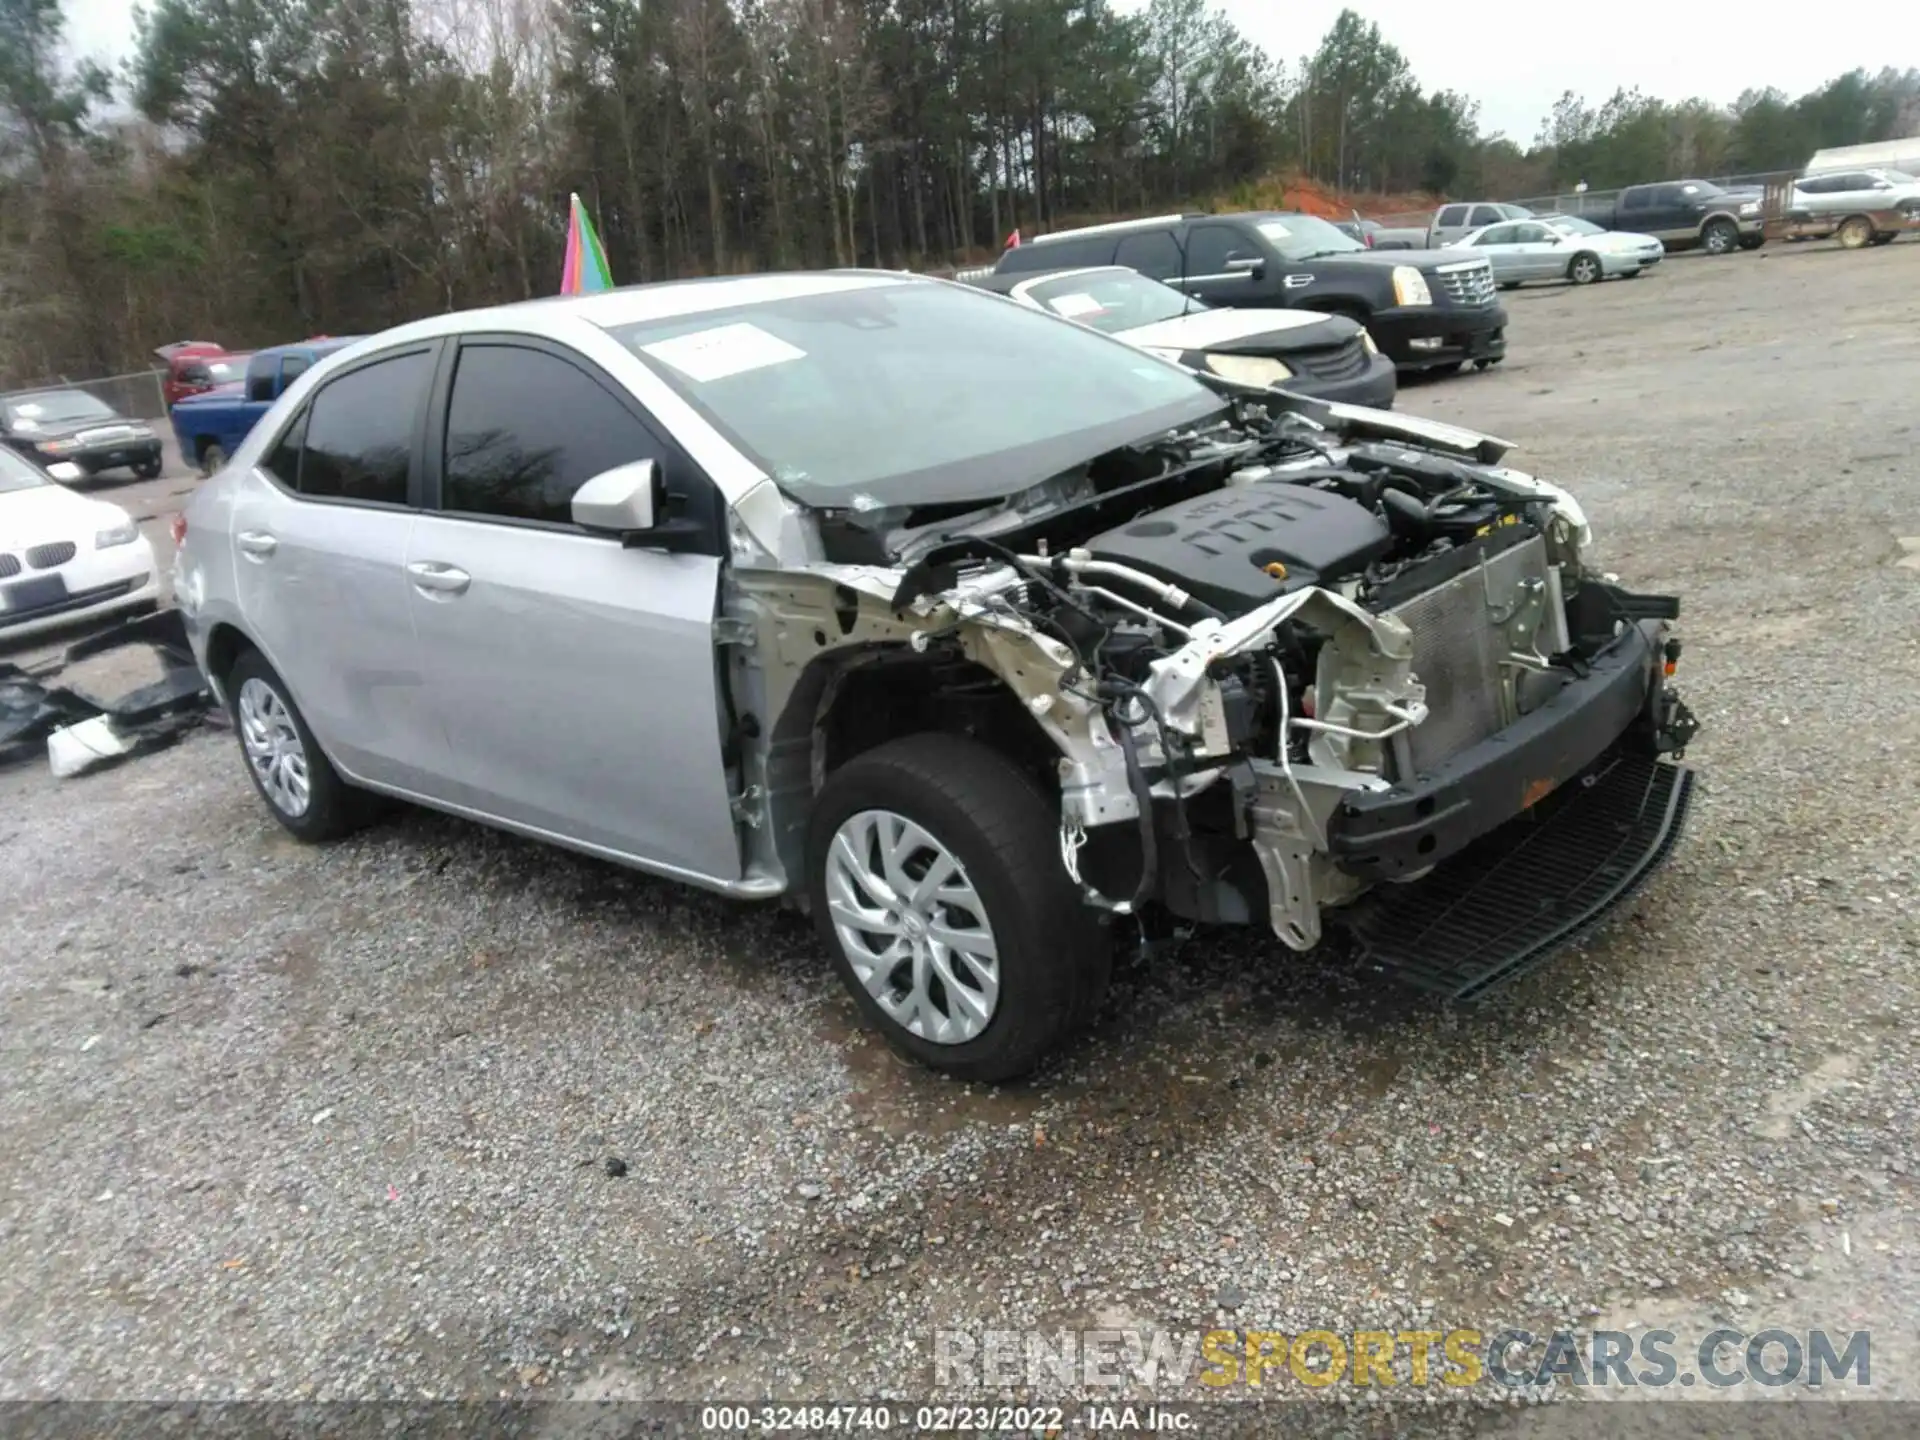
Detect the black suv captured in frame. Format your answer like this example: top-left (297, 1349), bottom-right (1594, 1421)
top-left (991, 212), bottom-right (1507, 375)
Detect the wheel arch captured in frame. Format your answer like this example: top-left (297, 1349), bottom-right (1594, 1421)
top-left (761, 643), bottom-right (1070, 905)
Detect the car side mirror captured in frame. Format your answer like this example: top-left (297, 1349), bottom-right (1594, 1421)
top-left (572, 459), bottom-right (660, 534)
top-left (572, 459), bottom-right (709, 553)
top-left (1223, 256), bottom-right (1265, 279)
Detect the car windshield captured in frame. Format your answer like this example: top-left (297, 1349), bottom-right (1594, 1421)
top-left (4, 390), bottom-right (114, 425)
top-left (0, 447), bottom-right (51, 493)
top-left (1255, 215), bottom-right (1366, 260)
top-left (1018, 270), bottom-right (1197, 333)
top-left (610, 282), bottom-right (1222, 508)
top-left (1873, 169), bottom-right (1916, 184)
top-left (1548, 216), bottom-right (1605, 236)
top-left (1685, 181), bottom-right (1728, 198)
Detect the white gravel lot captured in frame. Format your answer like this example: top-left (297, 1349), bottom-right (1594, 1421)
top-left (2, 242), bottom-right (1917, 1429)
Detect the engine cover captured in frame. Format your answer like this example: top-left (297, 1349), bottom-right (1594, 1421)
top-left (1082, 482), bottom-right (1392, 617)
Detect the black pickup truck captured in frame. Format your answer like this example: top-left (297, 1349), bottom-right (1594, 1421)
top-left (1583, 180), bottom-right (1766, 254)
top-left (989, 211), bottom-right (1507, 375)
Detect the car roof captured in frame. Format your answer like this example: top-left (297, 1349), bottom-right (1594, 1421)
top-left (362, 271), bottom-right (923, 349)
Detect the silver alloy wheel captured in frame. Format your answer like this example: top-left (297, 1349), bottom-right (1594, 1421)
top-left (825, 808), bottom-right (1000, 1045)
top-left (1704, 225), bottom-right (1735, 255)
top-left (1571, 255), bottom-right (1599, 283)
top-left (237, 676), bottom-right (312, 818)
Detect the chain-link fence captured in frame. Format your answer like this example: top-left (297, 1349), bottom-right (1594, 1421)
top-left (0, 370), bottom-right (168, 422)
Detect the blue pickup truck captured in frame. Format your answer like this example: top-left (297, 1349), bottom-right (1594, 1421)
top-left (169, 337), bottom-right (362, 475)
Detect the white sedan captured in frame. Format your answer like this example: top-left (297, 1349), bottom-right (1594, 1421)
top-left (979, 265), bottom-right (1398, 409)
top-left (0, 449), bottom-right (160, 644)
top-left (1448, 216), bottom-right (1662, 288)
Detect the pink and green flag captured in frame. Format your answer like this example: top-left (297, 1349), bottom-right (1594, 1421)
top-left (560, 192), bottom-right (614, 295)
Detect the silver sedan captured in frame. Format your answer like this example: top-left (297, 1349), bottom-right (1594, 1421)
top-left (1447, 216), bottom-right (1661, 288)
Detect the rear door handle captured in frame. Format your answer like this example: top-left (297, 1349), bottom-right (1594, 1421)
top-left (236, 530), bottom-right (277, 559)
top-left (407, 561), bottom-right (471, 596)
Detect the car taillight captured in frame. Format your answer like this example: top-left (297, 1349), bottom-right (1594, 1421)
top-left (169, 514), bottom-right (188, 546)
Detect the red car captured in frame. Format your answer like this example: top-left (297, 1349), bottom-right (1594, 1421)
top-left (156, 342), bottom-right (253, 409)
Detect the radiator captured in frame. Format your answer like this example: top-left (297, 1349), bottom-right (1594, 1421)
top-left (1387, 534), bottom-right (1553, 776)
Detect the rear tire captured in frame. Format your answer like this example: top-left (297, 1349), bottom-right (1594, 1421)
top-left (1837, 215), bottom-right (1874, 250)
top-left (1701, 218), bottom-right (1739, 255)
top-left (133, 456), bottom-right (162, 480)
top-left (199, 441), bottom-right (227, 477)
top-left (225, 648), bottom-right (376, 843)
top-left (806, 734), bottom-right (1109, 1083)
top-left (1567, 252), bottom-right (1602, 285)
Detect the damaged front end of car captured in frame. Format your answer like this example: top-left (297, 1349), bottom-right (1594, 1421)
top-left (722, 396), bottom-right (1699, 1001)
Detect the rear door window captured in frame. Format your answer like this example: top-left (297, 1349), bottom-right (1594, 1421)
top-left (1475, 224), bottom-right (1516, 246)
top-left (1113, 230), bottom-right (1184, 280)
top-left (1467, 205), bottom-right (1503, 228)
top-left (1435, 205), bottom-right (1468, 227)
top-left (278, 349), bottom-right (433, 506)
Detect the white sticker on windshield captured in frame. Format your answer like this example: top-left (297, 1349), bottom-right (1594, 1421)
top-left (13, 403), bottom-right (42, 417)
top-left (1257, 221), bottom-right (1292, 241)
top-left (12, 418), bottom-right (39, 432)
top-left (1047, 292), bottom-right (1104, 318)
top-left (641, 322), bottom-right (806, 383)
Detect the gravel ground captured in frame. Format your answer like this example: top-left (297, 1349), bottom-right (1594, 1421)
top-left (2, 244), bottom-right (1918, 1428)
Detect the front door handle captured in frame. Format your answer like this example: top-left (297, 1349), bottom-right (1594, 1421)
top-left (236, 530), bottom-right (277, 559)
top-left (407, 561), bottom-right (471, 596)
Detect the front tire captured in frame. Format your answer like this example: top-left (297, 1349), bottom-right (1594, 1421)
top-left (133, 455), bottom-right (163, 480)
top-left (226, 648), bottom-right (372, 842)
top-left (1567, 252), bottom-right (1602, 285)
top-left (806, 734), bottom-right (1109, 1083)
top-left (1701, 219), bottom-right (1739, 255)
top-left (1837, 215), bottom-right (1874, 250)
top-left (199, 441), bottom-right (227, 478)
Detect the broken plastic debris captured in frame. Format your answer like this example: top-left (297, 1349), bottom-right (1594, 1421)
top-left (80, 1034), bottom-right (100, 1051)
top-left (311, 1108), bottom-right (335, 1125)
top-left (1492, 1212), bottom-right (1515, 1228)
top-left (48, 715), bottom-right (135, 778)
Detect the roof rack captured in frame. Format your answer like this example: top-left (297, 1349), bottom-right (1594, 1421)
top-left (1028, 212), bottom-right (1212, 244)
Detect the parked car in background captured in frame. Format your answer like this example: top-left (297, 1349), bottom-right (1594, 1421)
top-left (972, 264), bottom-right (1397, 409)
top-left (1427, 201), bottom-right (1537, 248)
top-left (157, 341), bottom-right (227, 408)
top-left (1448, 215), bottom-right (1662, 287)
top-left (1331, 216), bottom-right (1385, 248)
top-left (1786, 168), bottom-right (1920, 248)
top-left (172, 271), bottom-right (1697, 1081)
top-left (162, 348), bottom-right (254, 409)
top-left (0, 389), bottom-right (163, 480)
top-left (169, 337), bottom-right (362, 475)
top-left (990, 212), bottom-right (1506, 375)
top-left (1582, 181), bottom-right (1764, 254)
top-left (0, 445), bottom-right (159, 642)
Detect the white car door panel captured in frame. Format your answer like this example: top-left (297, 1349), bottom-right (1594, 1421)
top-left (409, 338), bottom-right (741, 881)
top-left (229, 348), bottom-right (450, 791)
